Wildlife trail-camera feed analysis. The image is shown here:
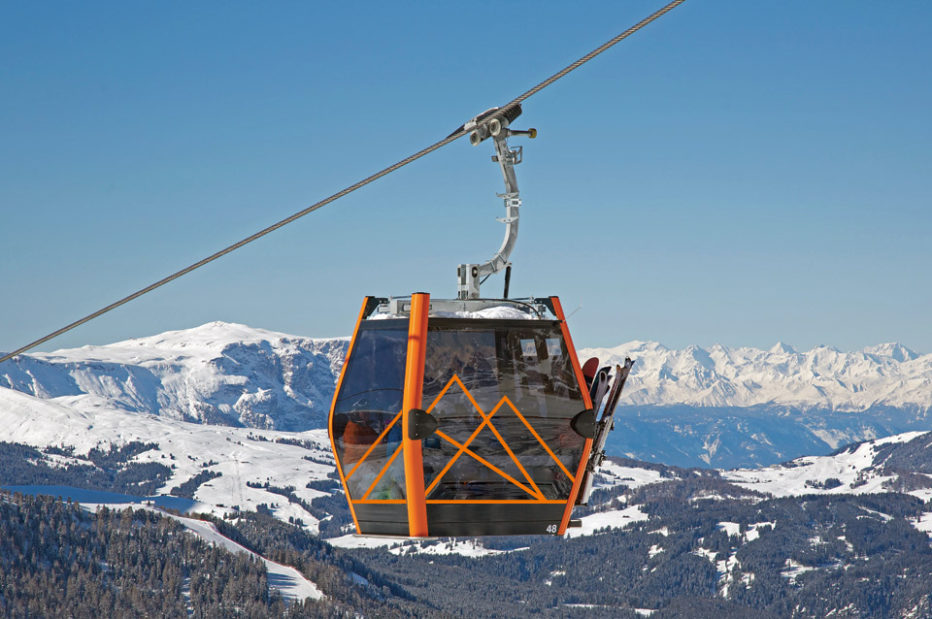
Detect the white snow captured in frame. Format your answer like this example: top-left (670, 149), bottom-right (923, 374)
top-left (910, 487), bottom-right (932, 502)
top-left (30, 321), bottom-right (327, 366)
top-left (859, 507), bottom-right (893, 522)
top-left (724, 432), bottom-right (926, 498)
top-left (544, 569), bottom-right (567, 585)
top-left (171, 514), bottom-right (324, 601)
top-left (717, 553), bottom-right (741, 598)
top-left (564, 505), bottom-right (649, 538)
top-left (594, 460), bottom-right (667, 491)
top-left (75, 503), bottom-right (323, 602)
top-left (370, 304), bottom-right (537, 320)
top-left (692, 547), bottom-right (717, 563)
top-left (744, 521), bottom-right (775, 542)
top-left (0, 321), bottom-right (346, 432)
top-left (326, 534), bottom-right (507, 557)
top-left (782, 558), bottom-right (817, 585)
top-left (0, 386), bottom-right (334, 530)
top-left (837, 536), bottom-right (855, 553)
top-left (391, 538), bottom-right (506, 557)
top-left (326, 534), bottom-right (405, 550)
top-left (579, 340), bottom-right (932, 412)
top-left (10, 324), bottom-right (930, 433)
top-left (910, 512), bottom-right (932, 536)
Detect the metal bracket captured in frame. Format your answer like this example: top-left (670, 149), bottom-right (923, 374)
top-left (457, 127), bottom-right (534, 300)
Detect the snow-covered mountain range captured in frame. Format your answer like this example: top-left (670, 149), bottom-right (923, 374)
top-left (0, 322), bottom-right (346, 431)
top-left (2, 322), bottom-right (930, 469)
top-left (3, 322), bottom-right (928, 428)
top-left (583, 340), bottom-right (932, 468)
top-left (4, 321), bottom-right (931, 612)
top-left (580, 340), bottom-right (931, 412)
top-left (2, 320), bottom-right (932, 567)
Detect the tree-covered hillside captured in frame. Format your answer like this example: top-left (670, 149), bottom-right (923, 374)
top-left (0, 493), bottom-right (325, 617)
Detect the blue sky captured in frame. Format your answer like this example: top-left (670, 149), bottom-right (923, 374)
top-left (1, 1), bottom-right (930, 354)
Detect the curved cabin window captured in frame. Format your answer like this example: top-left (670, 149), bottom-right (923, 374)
top-left (420, 320), bottom-right (585, 501)
top-left (331, 323), bottom-right (408, 500)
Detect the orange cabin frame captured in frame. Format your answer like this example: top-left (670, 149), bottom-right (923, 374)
top-left (328, 295), bottom-right (592, 537)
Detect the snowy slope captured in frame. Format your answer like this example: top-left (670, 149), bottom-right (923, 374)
top-left (67, 501), bottom-right (324, 602)
top-left (580, 340), bottom-right (931, 412)
top-left (0, 322), bottom-right (346, 431)
top-left (5, 485), bottom-right (326, 602)
top-left (724, 430), bottom-right (932, 501)
top-left (555, 430), bottom-right (932, 555)
top-left (164, 512), bottom-right (324, 601)
top-left (0, 386), bottom-right (335, 532)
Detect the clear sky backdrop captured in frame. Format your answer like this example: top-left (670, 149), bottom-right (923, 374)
top-left (1, 1), bottom-right (930, 354)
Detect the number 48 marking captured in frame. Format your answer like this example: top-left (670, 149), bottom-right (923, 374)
top-left (546, 524), bottom-right (558, 534)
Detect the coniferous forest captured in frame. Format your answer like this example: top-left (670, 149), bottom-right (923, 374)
top-left (0, 493), bottom-right (327, 617)
top-left (3, 438), bottom-right (932, 617)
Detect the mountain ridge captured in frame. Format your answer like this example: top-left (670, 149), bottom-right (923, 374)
top-left (1, 321), bottom-right (347, 431)
top-left (3, 322), bottom-right (928, 420)
top-left (5, 346), bottom-right (932, 616)
top-left (580, 339), bottom-right (931, 411)
top-left (2, 322), bottom-right (929, 469)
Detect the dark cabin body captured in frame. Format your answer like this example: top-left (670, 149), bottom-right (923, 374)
top-left (328, 294), bottom-right (594, 537)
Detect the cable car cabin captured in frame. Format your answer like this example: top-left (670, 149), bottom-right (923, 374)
top-left (324, 106), bottom-right (638, 537)
top-left (328, 293), bottom-right (596, 537)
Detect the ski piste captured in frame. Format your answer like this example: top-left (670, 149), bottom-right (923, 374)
top-left (576, 357), bottom-right (635, 505)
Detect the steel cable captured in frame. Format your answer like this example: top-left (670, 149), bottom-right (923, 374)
top-left (0, 0), bottom-right (686, 364)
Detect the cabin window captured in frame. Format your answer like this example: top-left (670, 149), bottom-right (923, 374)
top-left (332, 324), bottom-right (408, 500)
top-left (420, 321), bottom-right (585, 501)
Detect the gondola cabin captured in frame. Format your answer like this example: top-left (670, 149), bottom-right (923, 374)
top-left (327, 106), bottom-right (632, 537)
top-left (328, 295), bottom-right (596, 537)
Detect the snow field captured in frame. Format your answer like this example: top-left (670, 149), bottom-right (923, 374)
top-left (724, 431), bottom-right (927, 498)
top-left (580, 340), bottom-right (932, 411)
top-left (0, 386), bottom-right (334, 531)
top-left (326, 534), bottom-right (507, 557)
top-left (563, 505), bottom-right (649, 539)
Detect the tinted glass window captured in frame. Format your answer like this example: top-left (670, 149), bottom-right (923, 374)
top-left (420, 321), bottom-right (585, 501)
top-left (332, 324), bottom-right (407, 500)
